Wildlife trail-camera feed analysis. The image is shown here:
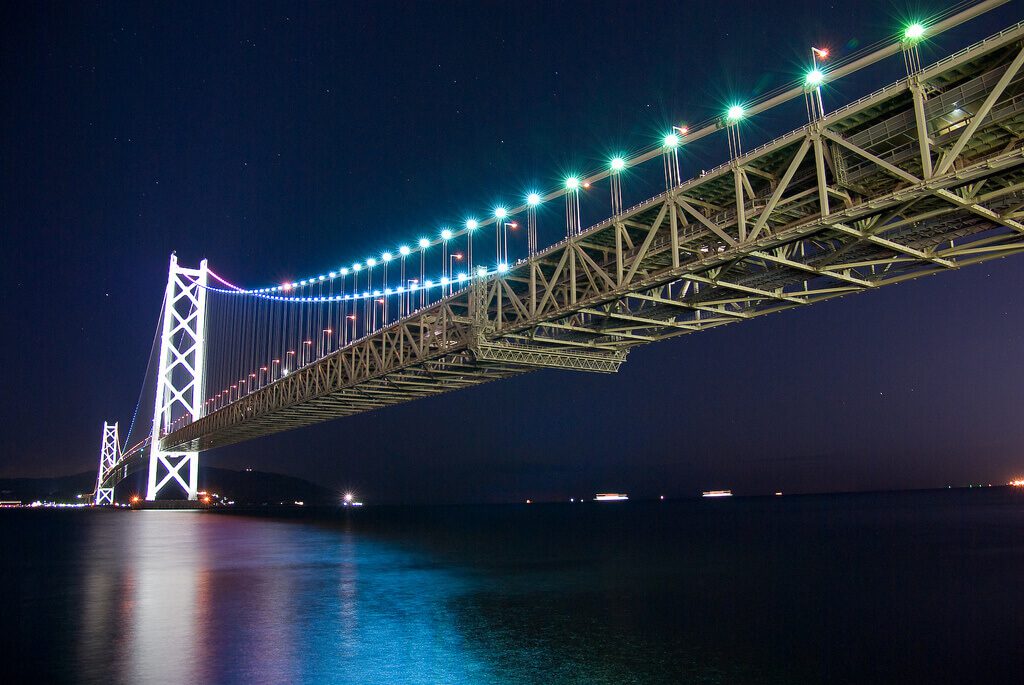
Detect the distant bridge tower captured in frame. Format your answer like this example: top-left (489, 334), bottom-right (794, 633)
top-left (147, 254), bottom-right (209, 501)
top-left (94, 422), bottom-right (119, 505)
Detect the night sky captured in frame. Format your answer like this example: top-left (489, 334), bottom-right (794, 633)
top-left (3, 1), bottom-right (1023, 502)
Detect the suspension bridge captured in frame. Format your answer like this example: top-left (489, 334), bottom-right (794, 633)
top-left (95, 2), bottom-right (1024, 503)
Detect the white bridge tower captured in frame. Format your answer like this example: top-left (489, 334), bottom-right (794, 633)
top-left (147, 254), bottom-right (209, 500)
top-left (94, 421), bottom-right (119, 505)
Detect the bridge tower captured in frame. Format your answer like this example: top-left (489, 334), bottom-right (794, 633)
top-left (94, 422), bottom-right (119, 505)
top-left (147, 254), bottom-right (209, 501)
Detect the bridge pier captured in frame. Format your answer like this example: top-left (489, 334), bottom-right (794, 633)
top-left (147, 254), bottom-right (208, 501)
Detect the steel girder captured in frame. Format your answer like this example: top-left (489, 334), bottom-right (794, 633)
top-left (161, 22), bottom-right (1024, 454)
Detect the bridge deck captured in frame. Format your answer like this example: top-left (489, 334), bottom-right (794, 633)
top-left (160, 22), bottom-right (1024, 454)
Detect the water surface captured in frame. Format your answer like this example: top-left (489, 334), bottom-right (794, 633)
top-left (3, 488), bottom-right (1023, 683)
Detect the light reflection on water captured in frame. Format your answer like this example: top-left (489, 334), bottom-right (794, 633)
top-left (5, 490), bottom-right (1024, 684)
top-left (75, 512), bottom-right (494, 684)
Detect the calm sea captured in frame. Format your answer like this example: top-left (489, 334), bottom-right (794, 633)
top-left (2, 488), bottom-right (1023, 684)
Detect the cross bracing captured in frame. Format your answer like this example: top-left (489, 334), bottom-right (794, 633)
top-left (151, 20), bottom-right (1024, 454)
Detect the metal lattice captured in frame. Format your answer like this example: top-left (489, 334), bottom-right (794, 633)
top-left (147, 255), bottom-right (208, 500)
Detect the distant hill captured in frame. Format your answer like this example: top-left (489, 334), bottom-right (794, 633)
top-left (0, 466), bottom-right (338, 505)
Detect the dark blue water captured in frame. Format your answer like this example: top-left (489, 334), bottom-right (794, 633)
top-left (3, 488), bottom-right (1023, 684)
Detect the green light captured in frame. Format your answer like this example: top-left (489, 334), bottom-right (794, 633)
top-left (565, 177), bottom-right (580, 190)
top-left (611, 157), bottom-right (625, 171)
top-left (726, 105), bottom-right (745, 122)
top-left (904, 23), bottom-right (925, 40)
top-left (663, 134), bottom-right (679, 148)
top-left (805, 69), bottom-right (824, 87)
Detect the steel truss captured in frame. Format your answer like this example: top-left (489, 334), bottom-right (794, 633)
top-left (162, 22), bottom-right (1024, 453)
top-left (147, 255), bottom-right (208, 499)
top-left (94, 422), bottom-right (119, 505)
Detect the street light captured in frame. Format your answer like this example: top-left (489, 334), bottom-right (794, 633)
top-left (448, 253), bottom-right (463, 294)
top-left (321, 329), bottom-right (332, 358)
top-left (502, 222), bottom-right (518, 264)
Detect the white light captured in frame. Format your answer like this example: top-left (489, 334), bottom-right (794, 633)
top-left (527, 192), bottom-right (542, 206)
top-left (727, 105), bottom-right (745, 122)
top-left (385, 287), bottom-right (392, 294)
top-left (476, 266), bottom-right (488, 277)
top-left (565, 177), bottom-right (580, 190)
top-left (340, 267), bottom-right (349, 275)
top-left (424, 279), bottom-right (434, 287)
top-left (457, 273), bottom-right (467, 282)
top-left (494, 207), bottom-right (507, 219)
top-left (373, 289), bottom-right (381, 296)
top-left (440, 276), bottom-right (449, 285)
top-left (419, 237), bottom-right (430, 248)
top-left (319, 275), bottom-right (326, 281)
top-left (366, 257), bottom-right (377, 267)
top-left (905, 23), bottom-right (925, 40)
top-left (382, 252), bottom-right (393, 262)
top-left (352, 263), bottom-right (362, 271)
top-left (399, 245), bottom-right (411, 256)
top-left (441, 228), bottom-right (453, 240)
top-left (497, 262), bottom-right (508, 272)
top-left (466, 219), bottom-right (478, 230)
top-left (611, 157), bottom-right (625, 171)
top-left (329, 272), bottom-right (336, 278)
top-left (663, 134), bottom-right (679, 147)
